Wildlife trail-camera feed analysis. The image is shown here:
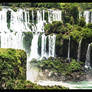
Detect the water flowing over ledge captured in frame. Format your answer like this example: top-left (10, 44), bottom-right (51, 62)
top-left (0, 6), bottom-right (92, 87)
top-left (0, 7), bottom-right (62, 82)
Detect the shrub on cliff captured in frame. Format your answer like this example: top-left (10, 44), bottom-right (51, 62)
top-left (87, 23), bottom-right (92, 29)
top-left (0, 48), bottom-right (27, 89)
top-left (30, 58), bottom-right (84, 79)
top-left (44, 21), bottom-right (63, 34)
top-left (78, 17), bottom-right (86, 27)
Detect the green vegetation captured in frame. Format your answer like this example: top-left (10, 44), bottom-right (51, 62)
top-left (10, 4), bottom-right (18, 12)
top-left (30, 58), bottom-right (85, 81)
top-left (0, 6), bottom-right (2, 11)
top-left (62, 4), bottom-right (79, 24)
top-left (0, 3), bottom-right (61, 9)
top-left (4, 79), bottom-right (68, 89)
top-left (0, 48), bottom-right (68, 89)
top-left (1, 3), bottom-right (92, 11)
top-left (0, 2), bottom-right (92, 89)
top-left (78, 17), bottom-right (86, 27)
top-left (45, 21), bottom-right (92, 42)
top-left (45, 21), bottom-right (63, 34)
top-left (55, 33), bottom-right (68, 57)
top-left (44, 20), bottom-right (92, 59)
top-left (0, 48), bottom-right (26, 89)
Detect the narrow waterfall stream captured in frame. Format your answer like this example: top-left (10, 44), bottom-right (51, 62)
top-left (85, 43), bottom-right (92, 69)
top-left (77, 39), bottom-right (82, 61)
top-left (49, 34), bottom-right (56, 57)
top-left (84, 10), bottom-right (90, 24)
top-left (41, 34), bottom-right (48, 58)
top-left (67, 37), bottom-right (70, 62)
top-left (29, 33), bottom-right (40, 61)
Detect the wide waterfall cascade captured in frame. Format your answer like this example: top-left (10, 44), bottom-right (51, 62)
top-left (10, 9), bottom-right (31, 32)
top-left (0, 7), bottom-right (62, 82)
top-left (0, 9), bottom-right (10, 32)
top-left (0, 7), bottom-right (62, 54)
top-left (77, 39), bottom-right (82, 61)
top-left (67, 37), bottom-right (70, 62)
top-left (85, 43), bottom-right (92, 69)
top-left (0, 32), bottom-right (24, 49)
top-left (48, 9), bottom-right (62, 23)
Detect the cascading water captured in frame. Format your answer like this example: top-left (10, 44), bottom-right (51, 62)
top-left (41, 34), bottom-right (48, 58)
top-left (0, 7), bottom-right (62, 82)
top-left (28, 33), bottom-right (40, 61)
top-left (10, 9), bottom-right (31, 32)
top-left (67, 37), bottom-right (70, 62)
top-left (0, 32), bottom-right (24, 49)
top-left (0, 8), bottom-right (10, 32)
top-left (77, 39), bottom-right (82, 61)
top-left (1, 6), bottom-right (92, 89)
top-left (48, 34), bottom-right (56, 57)
top-left (85, 43), bottom-right (92, 69)
top-left (48, 9), bottom-right (62, 23)
top-left (91, 12), bottom-right (92, 23)
top-left (84, 10), bottom-right (90, 24)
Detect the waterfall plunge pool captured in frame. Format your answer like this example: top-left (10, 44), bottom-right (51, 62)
top-left (37, 80), bottom-right (92, 89)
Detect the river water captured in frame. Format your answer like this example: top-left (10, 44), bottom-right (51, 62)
top-left (37, 80), bottom-right (92, 89)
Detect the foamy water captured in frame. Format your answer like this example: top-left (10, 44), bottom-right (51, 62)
top-left (37, 80), bottom-right (92, 89)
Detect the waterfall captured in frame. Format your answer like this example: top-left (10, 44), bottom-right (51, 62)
top-left (0, 7), bottom-right (62, 82)
top-left (84, 10), bottom-right (90, 24)
top-left (85, 43), bottom-right (92, 69)
top-left (79, 11), bottom-right (82, 19)
top-left (77, 39), bottom-right (82, 61)
top-left (0, 8), bottom-right (10, 32)
top-left (10, 9), bottom-right (31, 32)
top-left (28, 33), bottom-right (40, 61)
top-left (67, 37), bottom-right (70, 62)
top-left (48, 9), bottom-right (62, 23)
top-left (48, 34), bottom-right (56, 57)
top-left (41, 34), bottom-right (48, 58)
top-left (0, 32), bottom-right (24, 49)
top-left (91, 12), bottom-right (92, 23)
